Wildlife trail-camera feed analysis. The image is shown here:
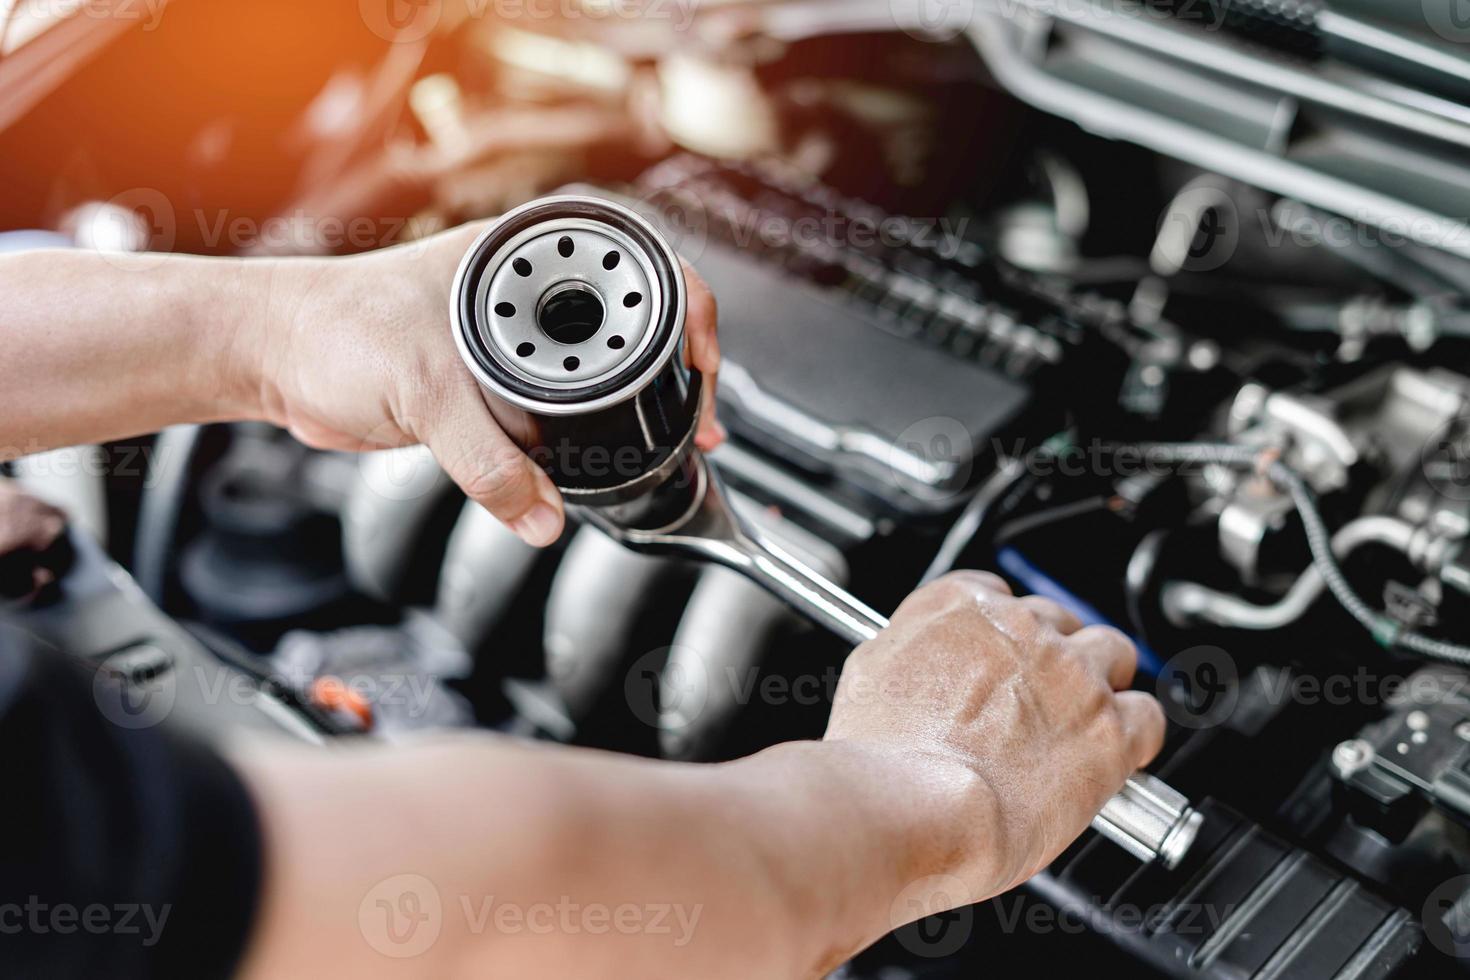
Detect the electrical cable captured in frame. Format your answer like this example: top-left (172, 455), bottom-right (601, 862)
top-left (924, 438), bottom-right (1470, 664)
top-left (1132, 442), bottom-right (1470, 664)
top-left (919, 455), bottom-right (1036, 586)
top-left (993, 495), bottom-right (1111, 548)
top-left (1267, 461), bottom-right (1470, 665)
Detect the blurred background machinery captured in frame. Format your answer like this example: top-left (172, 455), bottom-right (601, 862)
top-left (9, 1), bottom-right (1470, 975)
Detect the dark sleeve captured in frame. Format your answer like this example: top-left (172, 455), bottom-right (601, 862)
top-left (0, 632), bottom-right (263, 979)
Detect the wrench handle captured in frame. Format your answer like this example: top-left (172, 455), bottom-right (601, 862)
top-left (730, 528), bottom-right (1201, 870)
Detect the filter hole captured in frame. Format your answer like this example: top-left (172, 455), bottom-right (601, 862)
top-left (495, 302), bottom-right (516, 317)
top-left (536, 281), bottom-right (604, 345)
top-left (607, 335), bottom-right (626, 350)
top-left (557, 236), bottom-right (575, 258)
top-left (602, 250), bottom-right (621, 270)
top-left (516, 342), bottom-right (535, 357)
top-left (513, 258), bottom-right (533, 277)
top-left (563, 356), bottom-right (580, 371)
top-left (623, 291), bottom-right (643, 308)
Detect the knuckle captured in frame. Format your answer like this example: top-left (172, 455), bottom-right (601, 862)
top-left (992, 596), bottom-right (1041, 635)
top-left (931, 571), bottom-right (978, 598)
top-left (1021, 595), bottom-right (1085, 635)
top-left (901, 574), bottom-right (974, 616)
top-left (1076, 623), bottom-right (1133, 650)
top-left (1017, 596), bottom-right (1067, 631)
top-left (948, 569), bottom-right (1010, 596)
top-left (1018, 594), bottom-right (1065, 618)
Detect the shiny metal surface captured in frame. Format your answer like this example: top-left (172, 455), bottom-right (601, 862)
top-left (477, 218), bottom-right (658, 387)
top-left (579, 453), bottom-right (1203, 869)
top-left (452, 194), bottom-right (688, 418)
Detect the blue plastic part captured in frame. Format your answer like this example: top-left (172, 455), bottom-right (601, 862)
top-left (995, 546), bottom-right (1163, 677)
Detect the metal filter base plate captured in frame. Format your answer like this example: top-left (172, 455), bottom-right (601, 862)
top-left (476, 218), bottom-right (660, 388)
top-left (453, 195), bottom-right (687, 418)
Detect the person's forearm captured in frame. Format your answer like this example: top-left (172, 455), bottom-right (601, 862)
top-left (0, 249), bottom-right (272, 455)
top-left (234, 736), bottom-right (970, 980)
top-left (0, 223), bottom-right (723, 545)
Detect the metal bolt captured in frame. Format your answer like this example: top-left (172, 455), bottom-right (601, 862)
top-left (1332, 738), bottom-right (1374, 777)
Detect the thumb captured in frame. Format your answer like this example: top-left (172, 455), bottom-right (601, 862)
top-left (423, 383), bottom-right (566, 547)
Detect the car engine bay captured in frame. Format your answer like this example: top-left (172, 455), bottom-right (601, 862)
top-left (6, 1), bottom-right (1470, 976)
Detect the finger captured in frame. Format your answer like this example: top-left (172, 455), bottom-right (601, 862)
top-left (1067, 625), bottom-right (1139, 690)
top-left (695, 374), bottom-right (724, 451)
top-left (14, 500), bottom-right (65, 553)
top-left (681, 261), bottom-right (725, 450)
top-left (425, 382), bottom-right (565, 547)
top-left (1115, 691), bottom-right (1168, 769)
top-left (682, 260), bottom-right (720, 376)
top-left (0, 489), bottom-right (66, 553)
top-left (1016, 595), bottom-right (1083, 636)
top-left (25, 510), bottom-right (66, 553)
